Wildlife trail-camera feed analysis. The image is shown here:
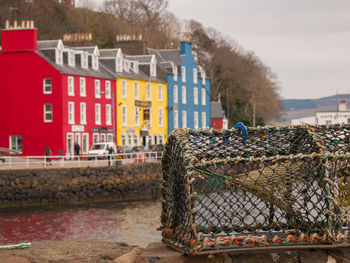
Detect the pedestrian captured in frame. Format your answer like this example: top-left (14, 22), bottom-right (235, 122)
top-left (108, 146), bottom-right (114, 166)
top-left (45, 145), bottom-right (52, 165)
top-left (74, 143), bottom-right (80, 159)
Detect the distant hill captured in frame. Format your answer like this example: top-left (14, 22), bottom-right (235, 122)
top-left (283, 94), bottom-right (350, 111)
top-left (278, 94), bottom-right (350, 125)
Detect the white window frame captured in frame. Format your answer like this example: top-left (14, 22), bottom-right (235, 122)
top-left (93, 133), bottom-right (99, 143)
top-left (181, 66), bottom-right (186, 82)
top-left (82, 133), bottom-right (89, 154)
top-left (158, 108), bottom-right (163, 128)
top-left (135, 106), bottom-right (139, 126)
top-left (68, 101), bottom-right (75, 124)
top-left (202, 112), bottom-right (207, 129)
top-left (92, 54), bottom-right (99, 70)
top-left (43, 78), bottom-right (52, 94)
top-left (202, 88), bottom-right (206, 105)
top-left (80, 102), bottom-right (86, 124)
top-left (68, 50), bottom-right (75, 67)
top-left (68, 76), bottom-right (74, 96)
top-left (134, 134), bottom-right (139, 146)
top-left (44, 104), bottom-right (53, 122)
top-left (193, 68), bottom-right (198, 83)
top-left (173, 65), bottom-right (178, 81)
top-left (56, 49), bottom-right (63, 65)
top-left (122, 79), bottom-right (127, 98)
top-left (105, 81), bottom-right (111, 99)
top-left (149, 108), bottom-right (152, 127)
top-left (122, 106), bottom-right (127, 126)
top-left (9, 135), bottom-right (23, 154)
top-left (106, 104), bottom-right (112, 125)
top-left (158, 84), bottom-right (163, 102)
top-left (95, 79), bottom-right (101, 98)
top-left (121, 134), bottom-right (127, 146)
top-left (134, 81), bottom-right (139, 99)
top-left (80, 77), bottom-right (86, 97)
top-left (194, 87), bottom-right (198, 105)
top-left (128, 134), bottom-right (132, 146)
top-left (194, 111), bottom-right (199, 129)
top-left (174, 110), bottom-right (178, 129)
top-left (173, 85), bottom-right (178, 103)
top-left (182, 111), bottom-right (187, 128)
top-left (182, 86), bottom-right (186, 104)
top-left (101, 133), bottom-right (106, 142)
top-left (95, 103), bottom-right (101, 125)
top-left (202, 72), bottom-right (206, 85)
top-left (147, 83), bottom-right (152, 100)
top-left (82, 52), bottom-right (88, 69)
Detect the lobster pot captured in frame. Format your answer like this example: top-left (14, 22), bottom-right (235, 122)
top-left (161, 124), bottom-right (350, 254)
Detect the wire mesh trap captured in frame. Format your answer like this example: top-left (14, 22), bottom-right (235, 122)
top-left (160, 124), bottom-right (350, 254)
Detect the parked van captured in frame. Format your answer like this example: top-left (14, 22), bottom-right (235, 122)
top-left (87, 142), bottom-right (116, 159)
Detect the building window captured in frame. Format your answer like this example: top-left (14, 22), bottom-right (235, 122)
top-left (44, 104), bottom-right (53, 122)
top-left (79, 77), bottom-right (86, 97)
top-left (122, 79), bottom-right (127, 98)
top-left (107, 133), bottom-right (114, 142)
top-left (106, 81), bottom-right (111, 98)
top-left (95, 104), bottom-right (101, 124)
top-left (128, 134), bottom-right (132, 146)
top-left (106, 104), bottom-right (112, 125)
top-left (101, 134), bottom-right (106, 142)
top-left (121, 134), bottom-right (127, 146)
top-left (135, 106), bottom-right (139, 126)
top-left (82, 53), bottom-right (88, 68)
top-left (92, 54), bottom-right (98, 70)
top-left (181, 66), bottom-right (186, 82)
top-left (147, 83), bottom-right (152, 100)
top-left (182, 86), bottom-right (186, 104)
top-left (202, 112), bottom-right (207, 129)
top-left (158, 84), bottom-right (163, 101)
top-left (151, 62), bottom-right (156, 77)
top-left (116, 58), bottom-right (123, 72)
top-left (174, 111), bottom-right (178, 128)
top-left (95, 80), bottom-right (101, 98)
top-left (149, 108), bottom-right (152, 127)
top-left (173, 65), bottom-right (178, 81)
top-left (10, 135), bottom-right (22, 153)
top-left (158, 108), bottom-right (163, 127)
top-left (122, 106), bottom-right (127, 126)
top-left (43, 78), bottom-right (52, 94)
top-left (56, 49), bottom-right (63, 65)
top-left (194, 87), bottom-right (198, 105)
top-left (68, 50), bottom-right (75, 67)
top-left (182, 111), bottom-right (187, 128)
top-left (68, 102), bottom-right (74, 124)
top-left (134, 134), bottom-right (139, 146)
top-left (134, 81), bottom-right (139, 99)
top-left (202, 72), bottom-right (206, 85)
top-left (194, 111), bottom-right (199, 129)
top-left (173, 85), bottom-right (178, 103)
top-left (80, 103), bottom-right (86, 124)
top-left (82, 133), bottom-right (89, 154)
top-left (68, 76), bottom-right (74, 96)
top-left (202, 88), bottom-right (206, 105)
top-left (193, 68), bottom-right (198, 83)
top-left (93, 133), bottom-right (99, 143)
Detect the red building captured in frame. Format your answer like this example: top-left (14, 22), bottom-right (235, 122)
top-left (0, 22), bottom-right (116, 156)
top-left (211, 101), bottom-right (228, 129)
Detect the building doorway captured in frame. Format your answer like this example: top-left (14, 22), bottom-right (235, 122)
top-left (66, 133), bottom-right (74, 159)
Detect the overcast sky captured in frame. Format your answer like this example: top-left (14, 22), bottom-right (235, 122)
top-left (78, 0), bottom-right (350, 100)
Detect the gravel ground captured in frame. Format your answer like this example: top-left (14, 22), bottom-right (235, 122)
top-left (0, 240), bottom-right (133, 263)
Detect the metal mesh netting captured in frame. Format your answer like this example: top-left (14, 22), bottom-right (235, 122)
top-left (161, 124), bottom-right (350, 254)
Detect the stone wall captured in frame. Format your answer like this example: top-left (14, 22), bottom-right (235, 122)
top-left (0, 163), bottom-right (161, 207)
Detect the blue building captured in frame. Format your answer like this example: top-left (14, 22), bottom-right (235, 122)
top-left (148, 38), bottom-right (211, 133)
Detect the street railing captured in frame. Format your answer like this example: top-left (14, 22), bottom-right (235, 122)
top-left (0, 151), bottom-right (162, 170)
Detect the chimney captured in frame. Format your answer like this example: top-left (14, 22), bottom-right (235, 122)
top-left (180, 34), bottom-right (192, 56)
top-left (1, 20), bottom-right (37, 52)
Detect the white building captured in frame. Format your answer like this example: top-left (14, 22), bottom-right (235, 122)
top-left (291, 100), bottom-right (350, 125)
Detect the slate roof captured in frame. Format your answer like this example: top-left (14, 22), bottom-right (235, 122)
top-left (37, 40), bottom-right (60, 50)
top-left (147, 48), bottom-right (184, 66)
top-left (99, 49), bottom-right (119, 58)
top-left (36, 43), bottom-right (115, 80)
top-left (125, 54), bottom-right (153, 64)
top-left (211, 101), bottom-right (225, 118)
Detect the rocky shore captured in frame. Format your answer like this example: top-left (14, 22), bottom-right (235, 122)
top-left (1, 240), bottom-right (350, 263)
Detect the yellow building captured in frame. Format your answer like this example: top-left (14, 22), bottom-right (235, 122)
top-left (99, 49), bottom-right (167, 149)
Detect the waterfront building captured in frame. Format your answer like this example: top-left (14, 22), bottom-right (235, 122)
top-left (291, 100), bottom-right (350, 125)
top-left (99, 49), bottom-right (168, 149)
top-left (211, 101), bottom-right (228, 129)
top-left (0, 22), bottom-right (115, 156)
top-left (148, 37), bottom-right (211, 133)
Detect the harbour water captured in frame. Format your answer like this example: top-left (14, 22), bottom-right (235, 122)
top-left (0, 200), bottom-right (162, 247)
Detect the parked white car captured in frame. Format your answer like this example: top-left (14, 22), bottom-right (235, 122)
top-left (87, 142), bottom-right (117, 159)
